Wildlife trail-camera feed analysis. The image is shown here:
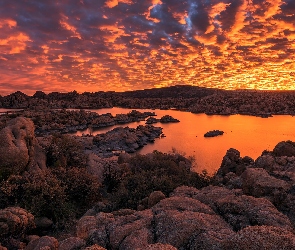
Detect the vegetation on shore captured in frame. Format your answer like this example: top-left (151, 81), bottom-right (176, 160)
top-left (0, 134), bottom-right (211, 236)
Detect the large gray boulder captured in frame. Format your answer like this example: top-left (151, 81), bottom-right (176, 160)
top-left (0, 117), bottom-right (46, 174)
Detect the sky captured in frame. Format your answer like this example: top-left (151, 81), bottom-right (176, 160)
top-left (1, 0), bottom-right (295, 95)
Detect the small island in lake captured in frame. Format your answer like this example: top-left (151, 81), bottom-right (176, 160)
top-left (204, 130), bottom-right (224, 137)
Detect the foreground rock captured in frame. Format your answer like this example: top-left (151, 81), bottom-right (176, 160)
top-left (0, 117), bottom-right (46, 174)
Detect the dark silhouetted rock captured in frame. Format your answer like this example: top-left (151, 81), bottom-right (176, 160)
top-left (0, 117), bottom-right (35, 172)
top-left (25, 236), bottom-right (58, 250)
top-left (159, 115), bottom-right (179, 123)
top-left (58, 237), bottom-right (85, 250)
top-left (204, 130), bottom-right (224, 137)
top-left (216, 148), bottom-right (253, 176)
top-left (148, 191), bottom-right (166, 208)
top-left (273, 140), bottom-right (295, 157)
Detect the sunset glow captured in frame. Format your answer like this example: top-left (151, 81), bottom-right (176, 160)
top-left (1, 0), bottom-right (295, 95)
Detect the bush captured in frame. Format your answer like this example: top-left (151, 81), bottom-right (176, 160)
top-left (106, 151), bottom-right (211, 210)
top-left (0, 171), bottom-right (69, 223)
top-left (46, 134), bottom-right (86, 168)
top-left (0, 167), bottom-right (102, 224)
top-left (52, 167), bottom-right (102, 217)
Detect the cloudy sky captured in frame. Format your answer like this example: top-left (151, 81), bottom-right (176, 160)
top-left (0, 0), bottom-right (295, 95)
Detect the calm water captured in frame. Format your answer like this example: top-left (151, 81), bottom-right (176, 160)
top-left (75, 107), bottom-right (295, 174)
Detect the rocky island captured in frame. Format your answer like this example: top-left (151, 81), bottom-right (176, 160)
top-left (1, 116), bottom-right (295, 249)
top-left (204, 130), bottom-right (224, 137)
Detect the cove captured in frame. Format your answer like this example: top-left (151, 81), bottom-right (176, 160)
top-left (73, 107), bottom-right (295, 175)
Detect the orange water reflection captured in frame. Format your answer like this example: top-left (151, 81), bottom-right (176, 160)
top-left (76, 108), bottom-right (295, 175)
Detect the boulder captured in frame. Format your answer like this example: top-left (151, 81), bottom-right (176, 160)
top-left (58, 237), bottom-right (85, 250)
top-left (224, 225), bottom-right (295, 250)
top-left (76, 216), bottom-right (99, 240)
top-left (255, 155), bottom-right (275, 171)
top-left (0, 117), bottom-right (46, 175)
top-left (148, 191), bottom-right (166, 208)
top-left (0, 117), bottom-right (35, 173)
top-left (154, 209), bottom-right (233, 249)
top-left (139, 243), bottom-right (177, 250)
top-left (25, 236), bottom-right (58, 250)
top-left (159, 115), bottom-right (179, 123)
top-left (87, 213), bottom-right (115, 248)
top-left (0, 207), bottom-right (35, 239)
top-left (241, 168), bottom-right (291, 198)
top-left (215, 194), bottom-right (293, 231)
top-left (34, 217), bottom-right (53, 233)
top-left (217, 148), bottom-right (252, 176)
top-left (107, 210), bottom-right (153, 249)
top-left (83, 245), bottom-right (106, 250)
top-left (152, 196), bottom-right (215, 215)
top-left (170, 186), bottom-right (200, 198)
top-left (192, 185), bottom-right (241, 210)
top-left (273, 141), bottom-right (295, 157)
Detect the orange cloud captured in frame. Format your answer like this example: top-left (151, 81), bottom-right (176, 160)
top-left (0, 32), bottom-right (30, 54)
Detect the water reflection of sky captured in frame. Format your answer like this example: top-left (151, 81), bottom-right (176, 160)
top-left (73, 108), bottom-right (295, 174)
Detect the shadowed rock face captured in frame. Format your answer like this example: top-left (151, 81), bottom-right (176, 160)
top-left (273, 141), bottom-right (295, 157)
top-left (0, 117), bottom-right (35, 173)
top-left (0, 117), bottom-right (46, 175)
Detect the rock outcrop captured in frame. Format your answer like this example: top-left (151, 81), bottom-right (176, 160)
top-left (93, 125), bottom-right (162, 156)
top-left (0, 207), bottom-right (35, 239)
top-left (204, 130), bottom-right (224, 137)
top-left (0, 117), bottom-right (46, 174)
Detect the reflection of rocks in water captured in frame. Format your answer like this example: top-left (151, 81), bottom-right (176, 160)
top-left (93, 125), bottom-right (163, 157)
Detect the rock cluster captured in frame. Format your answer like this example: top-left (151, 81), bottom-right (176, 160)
top-left (93, 125), bottom-right (163, 156)
top-left (15, 109), bottom-right (156, 135)
top-left (204, 130), bottom-right (224, 137)
top-left (146, 115), bottom-right (180, 124)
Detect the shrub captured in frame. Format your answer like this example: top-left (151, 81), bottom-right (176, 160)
top-left (0, 167), bottom-right (102, 224)
top-left (46, 134), bottom-right (86, 168)
top-left (0, 171), bottom-right (69, 223)
top-left (106, 151), bottom-right (211, 210)
top-left (52, 167), bottom-right (102, 217)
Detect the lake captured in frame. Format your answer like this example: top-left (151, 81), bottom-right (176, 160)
top-left (73, 107), bottom-right (295, 175)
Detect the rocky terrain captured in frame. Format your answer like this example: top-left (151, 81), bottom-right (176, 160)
top-left (1, 117), bottom-right (295, 249)
top-left (0, 109), bottom-right (157, 135)
top-left (92, 125), bottom-right (163, 156)
top-left (2, 86), bottom-right (295, 117)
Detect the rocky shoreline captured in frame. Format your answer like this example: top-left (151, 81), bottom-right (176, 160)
top-left (3, 86), bottom-right (295, 117)
top-left (1, 117), bottom-right (295, 249)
